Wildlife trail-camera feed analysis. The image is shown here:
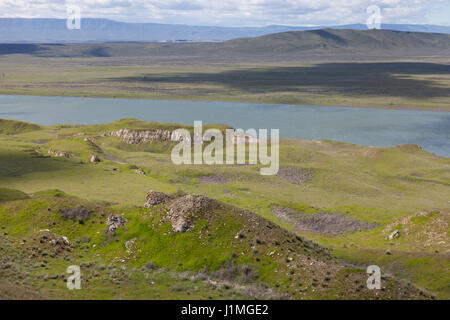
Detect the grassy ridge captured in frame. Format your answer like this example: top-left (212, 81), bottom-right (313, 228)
top-left (0, 188), bottom-right (28, 202)
top-left (0, 119), bottom-right (40, 135)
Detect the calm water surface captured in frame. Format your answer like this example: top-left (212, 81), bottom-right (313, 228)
top-left (0, 95), bottom-right (449, 157)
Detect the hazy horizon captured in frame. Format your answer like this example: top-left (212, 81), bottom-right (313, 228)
top-left (1, 16), bottom-right (449, 29)
top-left (1, 0), bottom-right (449, 27)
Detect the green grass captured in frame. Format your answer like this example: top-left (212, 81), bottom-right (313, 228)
top-left (0, 55), bottom-right (449, 111)
top-left (0, 119), bottom-right (40, 135)
top-left (0, 118), bottom-right (448, 299)
top-left (0, 188), bottom-right (28, 202)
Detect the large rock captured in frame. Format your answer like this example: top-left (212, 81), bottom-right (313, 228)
top-left (135, 169), bottom-right (146, 175)
top-left (110, 129), bottom-right (173, 144)
top-left (388, 230), bottom-right (400, 240)
top-left (109, 128), bottom-right (253, 146)
top-left (144, 190), bottom-right (173, 208)
top-left (165, 194), bottom-right (215, 233)
top-left (107, 214), bottom-right (127, 233)
top-left (90, 155), bottom-right (100, 163)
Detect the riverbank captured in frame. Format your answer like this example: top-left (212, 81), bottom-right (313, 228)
top-left (1, 95), bottom-right (449, 157)
top-left (0, 55), bottom-right (449, 112)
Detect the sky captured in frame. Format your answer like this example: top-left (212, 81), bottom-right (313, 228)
top-left (1, 0), bottom-right (449, 27)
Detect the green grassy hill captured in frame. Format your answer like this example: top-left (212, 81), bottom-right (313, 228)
top-left (0, 188), bottom-right (430, 300)
top-left (0, 118), bottom-right (448, 299)
top-left (0, 119), bottom-right (40, 135)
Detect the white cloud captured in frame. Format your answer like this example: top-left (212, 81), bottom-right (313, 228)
top-left (0, 0), bottom-right (448, 26)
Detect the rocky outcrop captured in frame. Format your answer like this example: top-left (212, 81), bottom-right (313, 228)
top-left (48, 149), bottom-right (73, 158)
top-left (107, 214), bottom-right (127, 233)
top-left (109, 128), bottom-right (258, 145)
top-left (109, 129), bottom-right (175, 144)
top-left (144, 190), bottom-right (173, 208)
top-left (165, 194), bottom-right (216, 233)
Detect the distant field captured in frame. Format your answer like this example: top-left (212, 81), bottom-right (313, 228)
top-left (0, 54), bottom-right (449, 111)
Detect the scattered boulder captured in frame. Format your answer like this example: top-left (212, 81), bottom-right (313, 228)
top-left (27, 230), bottom-right (72, 258)
top-left (48, 149), bottom-right (73, 158)
top-left (385, 250), bottom-right (392, 255)
top-left (135, 169), bottom-right (146, 176)
top-left (165, 194), bottom-right (215, 233)
top-left (388, 230), bottom-right (400, 240)
top-left (90, 155), bottom-right (100, 163)
top-left (83, 137), bottom-right (98, 143)
top-left (145, 190), bottom-right (173, 208)
top-left (107, 214), bottom-right (127, 233)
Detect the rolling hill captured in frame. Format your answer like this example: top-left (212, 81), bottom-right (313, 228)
top-left (1, 29), bottom-right (449, 58)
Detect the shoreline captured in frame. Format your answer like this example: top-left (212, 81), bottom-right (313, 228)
top-left (0, 92), bottom-right (449, 113)
top-left (1, 116), bottom-right (448, 159)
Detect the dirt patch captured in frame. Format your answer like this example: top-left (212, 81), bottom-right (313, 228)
top-left (165, 194), bottom-right (216, 233)
top-left (277, 167), bottom-right (314, 185)
top-left (197, 173), bottom-right (228, 184)
top-left (58, 206), bottom-right (93, 222)
top-left (144, 190), bottom-right (173, 208)
top-left (31, 139), bottom-right (49, 145)
top-left (272, 207), bottom-right (376, 235)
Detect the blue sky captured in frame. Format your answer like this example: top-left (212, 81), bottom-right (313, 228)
top-left (1, 0), bottom-right (449, 26)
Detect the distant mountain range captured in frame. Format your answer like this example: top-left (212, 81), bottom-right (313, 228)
top-left (2, 29), bottom-right (448, 58)
top-left (1, 18), bottom-right (450, 43)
